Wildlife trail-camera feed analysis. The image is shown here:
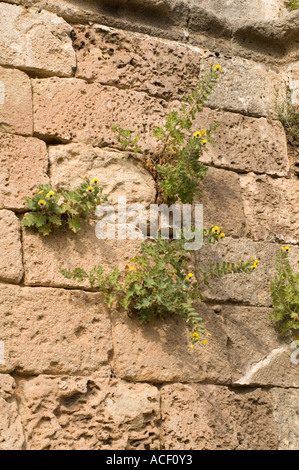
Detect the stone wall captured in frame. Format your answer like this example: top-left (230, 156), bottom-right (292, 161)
top-left (0, 0), bottom-right (298, 450)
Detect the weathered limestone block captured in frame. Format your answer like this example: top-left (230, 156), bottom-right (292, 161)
top-left (32, 78), bottom-right (167, 151)
top-left (22, 220), bottom-right (142, 288)
top-left (49, 144), bottom-right (156, 208)
top-left (240, 173), bottom-right (299, 243)
top-left (198, 109), bottom-right (289, 176)
top-left (0, 66), bottom-right (33, 136)
top-left (200, 238), bottom-right (299, 307)
top-left (200, 167), bottom-right (246, 237)
top-left (18, 375), bottom-right (160, 450)
top-left (0, 3), bottom-right (76, 76)
top-left (0, 284), bottom-right (112, 376)
top-left (200, 57), bottom-right (286, 118)
top-left (0, 374), bottom-right (24, 450)
top-left (271, 388), bottom-right (299, 450)
top-left (112, 304), bottom-right (231, 384)
top-left (222, 305), bottom-right (299, 387)
top-left (161, 383), bottom-right (278, 450)
top-left (73, 24), bottom-right (206, 100)
top-left (0, 210), bottom-right (23, 284)
top-left (0, 133), bottom-right (49, 211)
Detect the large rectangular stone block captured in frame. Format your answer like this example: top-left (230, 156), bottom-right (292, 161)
top-left (0, 66), bottom-right (33, 136)
top-left (0, 133), bottom-right (49, 211)
top-left (240, 173), bottom-right (299, 243)
top-left (0, 210), bottom-right (23, 284)
top-left (161, 383), bottom-right (278, 450)
top-left (0, 3), bottom-right (76, 76)
top-left (112, 304), bottom-right (232, 384)
top-left (17, 375), bottom-right (160, 450)
top-left (0, 284), bottom-right (112, 376)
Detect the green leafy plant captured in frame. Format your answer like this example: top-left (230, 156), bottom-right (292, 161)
top-left (62, 226), bottom-right (256, 347)
top-left (286, 0), bottom-right (299, 10)
top-left (23, 178), bottom-right (108, 236)
top-left (276, 89), bottom-right (299, 141)
top-left (112, 64), bottom-right (222, 205)
top-left (270, 246), bottom-right (299, 333)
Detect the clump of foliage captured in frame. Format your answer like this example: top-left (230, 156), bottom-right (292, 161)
top-left (62, 227), bottom-right (256, 347)
top-left (23, 178), bottom-right (108, 236)
top-left (112, 64), bottom-right (222, 205)
top-left (276, 89), bottom-right (299, 141)
top-left (270, 246), bottom-right (299, 333)
top-left (286, 0), bottom-right (299, 10)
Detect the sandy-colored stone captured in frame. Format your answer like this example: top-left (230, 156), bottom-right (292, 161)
top-left (73, 24), bottom-right (207, 100)
top-left (0, 3), bottom-right (76, 76)
top-left (0, 284), bottom-right (112, 375)
top-left (221, 305), bottom-right (299, 387)
top-left (200, 238), bottom-right (299, 307)
top-left (161, 383), bottom-right (278, 450)
top-left (0, 374), bottom-right (24, 450)
top-left (22, 220), bottom-right (142, 288)
top-left (32, 78), bottom-right (167, 151)
top-left (18, 375), bottom-right (160, 450)
top-left (200, 167), bottom-right (246, 237)
top-left (240, 173), bottom-right (299, 243)
top-left (198, 109), bottom-right (289, 176)
top-left (112, 304), bottom-right (231, 384)
top-left (200, 57), bottom-right (286, 118)
top-left (0, 210), bottom-right (23, 284)
top-left (0, 133), bottom-right (49, 211)
top-left (271, 388), bottom-right (299, 450)
top-left (49, 144), bottom-right (156, 208)
top-left (0, 66), bottom-right (33, 136)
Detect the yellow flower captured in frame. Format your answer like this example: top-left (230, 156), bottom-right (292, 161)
top-left (92, 178), bottom-right (99, 184)
top-left (214, 64), bottom-right (221, 72)
top-left (281, 246), bottom-right (290, 252)
top-left (86, 186), bottom-right (94, 193)
top-left (126, 263), bottom-right (136, 272)
top-left (200, 340), bottom-right (208, 345)
top-left (186, 272), bottom-right (194, 280)
top-left (201, 139), bottom-right (208, 146)
top-left (46, 191), bottom-right (55, 199)
top-left (38, 190), bottom-right (43, 195)
top-left (218, 232), bottom-right (225, 239)
top-left (190, 344), bottom-right (195, 349)
top-left (38, 199), bottom-right (46, 207)
top-left (200, 129), bottom-right (206, 136)
top-left (190, 332), bottom-right (199, 339)
top-left (212, 226), bottom-right (220, 233)
top-left (193, 131), bottom-right (201, 138)
top-left (251, 260), bottom-right (259, 270)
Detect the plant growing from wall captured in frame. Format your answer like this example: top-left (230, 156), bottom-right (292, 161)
top-left (23, 178), bottom-right (108, 236)
top-left (112, 64), bottom-right (222, 205)
top-left (270, 246), bottom-right (299, 333)
top-left (62, 227), bottom-right (258, 347)
top-left (286, 0), bottom-right (299, 10)
top-left (275, 89), bottom-right (299, 141)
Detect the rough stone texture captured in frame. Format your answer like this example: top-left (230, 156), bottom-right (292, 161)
top-left (49, 143), bottom-right (156, 208)
top-left (0, 284), bottom-right (112, 375)
top-left (32, 78), bottom-right (167, 151)
top-left (22, 220), bottom-right (142, 289)
top-left (0, 374), bottom-right (24, 450)
top-left (73, 24), bottom-right (207, 100)
top-left (200, 238), bottom-right (299, 307)
top-left (0, 210), bottom-right (23, 284)
top-left (112, 304), bottom-right (231, 384)
top-left (200, 167), bottom-right (246, 238)
top-left (198, 109), bottom-right (289, 176)
top-left (0, 133), bottom-right (49, 211)
top-left (17, 375), bottom-right (160, 450)
top-left (199, 57), bottom-right (286, 118)
top-left (0, 3), bottom-right (76, 76)
top-left (240, 173), bottom-right (299, 243)
top-left (161, 383), bottom-right (278, 450)
top-left (222, 305), bottom-right (299, 387)
top-left (0, 66), bottom-right (33, 136)
top-left (271, 388), bottom-right (299, 450)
